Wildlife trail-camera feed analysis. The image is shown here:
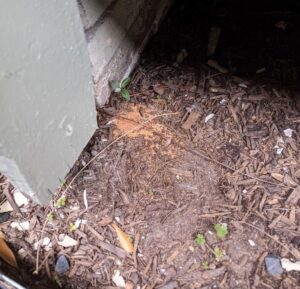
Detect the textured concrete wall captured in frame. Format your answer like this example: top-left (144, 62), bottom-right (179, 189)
top-left (0, 1), bottom-right (97, 203)
top-left (79, 0), bottom-right (173, 106)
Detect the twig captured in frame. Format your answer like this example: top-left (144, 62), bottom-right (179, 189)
top-left (34, 111), bottom-right (177, 274)
top-left (3, 185), bottom-right (21, 214)
top-left (133, 232), bottom-right (140, 268)
top-left (240, 221), bottom-right (298, 258)
top-left (34, 217), bottom-right (49, 274)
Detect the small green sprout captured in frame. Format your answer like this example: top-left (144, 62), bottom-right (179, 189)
top-left (68, 223), bottom-right (78, 233)
top-left (213, 246), bottom-right (223, 261)
top-left (111, 77), bottom-right (131, 101)
top-left (202, 261), bottom-right (209, 270)
top-left (214, 223), bottom-right (228, 239)
top-left (195, 234), bottom-right (206, 245)
top-left (47, 212), bottom-right (54, 222)
top-left (53, 275), bottom-right (62, 288)
top-left (59, 179), bottom-right (66, 187)
top-left (55, 196), bottom-right (66, 208)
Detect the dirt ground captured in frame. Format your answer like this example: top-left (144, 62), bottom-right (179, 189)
top-left (1, 0), bottom-right (300, 288)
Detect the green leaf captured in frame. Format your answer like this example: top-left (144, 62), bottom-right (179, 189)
top-left (111, 80), bottom-right (121, 92)
top-left (121, 88), bottom-right (130, 101)
top-left (213, 246), bottom-right (223, 261)
top-left (47, 213), bottom-right (54, 222)
top-left (68, 223), bottom-right (78, 233)
top-left (55, 196), bottom-right (66, 208)
top-left (214, 223), bottom-right (228, 239)
top-left (120, 77), bottom-right (130, 89)
top-left (195, 234), bottom-right (206, 245)
top-left (202, 261), bottom-right (209, 270)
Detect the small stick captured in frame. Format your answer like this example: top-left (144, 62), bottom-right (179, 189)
top-left (133, 232), bottom-right (140, 268)
top-left (3, 185), bottom-right (21, 214)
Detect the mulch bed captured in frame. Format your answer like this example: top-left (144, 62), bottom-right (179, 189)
top-left (1, 0), bottom-right (300, 288)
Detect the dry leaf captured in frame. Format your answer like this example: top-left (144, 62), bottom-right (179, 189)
top-left (271, 173), bottom-right (284, 182)
top-left (10, 221), bottom-right (30, 231)
top-left (0, 238), bottom-right (17, 268)
top-left (111, 223), bottom-right (133, 253)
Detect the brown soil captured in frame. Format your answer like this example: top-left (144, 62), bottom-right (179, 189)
top-left (1, 1), bottom-right (300, 288)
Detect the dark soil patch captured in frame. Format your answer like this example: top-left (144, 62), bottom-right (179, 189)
top-left (1, 0), bottom-right (300, 288)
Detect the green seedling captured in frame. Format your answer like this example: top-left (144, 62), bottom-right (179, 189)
top-left (55, 196), bottom-right (66, 208)
top-left (213, 246), bottom-right (223, 261)
top-left (195, 234), bottom-right (206, 245)
top-left (47, 212), bottom-right (54, 222)
top-left (214, 223), bottom-right (228, 239)
top-left (111, 77), bottom-right (131, 101)
top-left (202, 261), bottom-right (209, 270)
top-left (59, 179), bottom-right (65, 187)
top-left (53, 275), bottom-right (63, 288)
top-left (68, 223), bottom-right (78, 233)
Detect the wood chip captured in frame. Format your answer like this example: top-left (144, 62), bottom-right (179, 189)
top-left (286, 187), bottom-right (300, 205)
top-left (86, 224), bottom-right (104, 241)
top-left (99, 217), bottom-right (113, 226)
top-left (182, 111), bottom-right (200, 130)
top-left (271, 173), bottom-right (284, 182)
top-left (94, 240), bottom-right (130, 259)
top-left (284, 175), bottom-right (298, 187)
top-left (179, 266), bottom-right (226, 282)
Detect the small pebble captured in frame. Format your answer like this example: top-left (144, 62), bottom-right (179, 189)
top-left (264, 255), bottom-right (283, 276)
top-left (0, 212), bottom-right (10, 223)
top-left (55, 255), bottom-right (70, 275)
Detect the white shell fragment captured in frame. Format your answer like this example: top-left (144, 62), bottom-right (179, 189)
top-left (281, 258), bottom-right (300, 272)
top-left (33, 237), bottom-right (52, 251)
top-left (57, 234), bottom-right (78, 247)
top-left (283, 128), bottom-right (293, 138)
top-left (112, 270), bottom-right (126, 288)
top-left (248, 240), bottom-right (256, 247)
top-left (10, 221), bottom-right (30, 231)
top-left (0, 190), bottom-right (28, 213)
top-left (13, 190), bottom-right (29, 207)
top-left (274, 145), bottom-right (283, 155)
top-left (0, 201), bottom-right (13, 213)
top-left (83, 189), bottom-right (88, 209)
top-left (204, 113), bottom-right (215, 123)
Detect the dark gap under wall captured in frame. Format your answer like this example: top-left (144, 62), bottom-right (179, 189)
top-left (143, 0), bottom-right (300, 92)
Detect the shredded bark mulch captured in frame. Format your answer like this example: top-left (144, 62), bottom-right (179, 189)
top-left (1, 0), bottom-right (300, 288)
